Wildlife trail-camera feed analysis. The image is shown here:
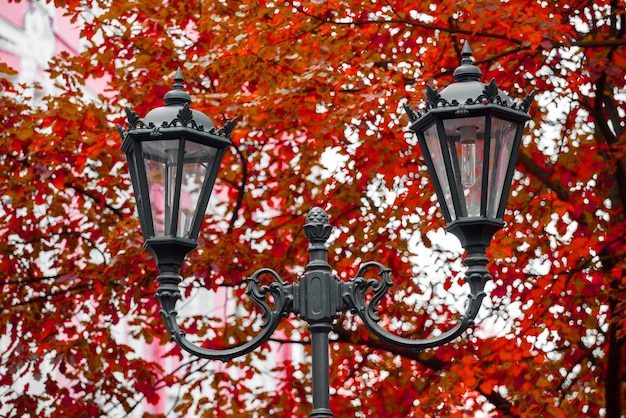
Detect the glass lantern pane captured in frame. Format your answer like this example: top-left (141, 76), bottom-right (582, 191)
top-left (126, 146), bottom-right (150, 236)
top-left (443, 116), bottom-right (485, 218)
top-left (422, 124), bottom-right (455, 220)
top-left (487, 117), bottom-right (516, 218)
top-left (142, 139), bottom-right (180, 237)
top-left (177, 141), bottom-right (218, 238)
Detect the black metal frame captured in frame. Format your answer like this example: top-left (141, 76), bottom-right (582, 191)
top-left (410, 106), bottom-right (530, 221)
top-left (119, 44), bottom-right (534, 418)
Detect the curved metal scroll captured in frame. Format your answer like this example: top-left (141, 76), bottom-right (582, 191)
top-left (156, 268), bottom-right (293, 362)
top-left (343, 259), bottom-right (491, 350)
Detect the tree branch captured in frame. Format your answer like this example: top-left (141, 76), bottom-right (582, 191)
top-left (287, 0), bottom-right (522, 44)
top-left (332, 326), bottom-right (518, 416)
top-left (227, 143), bottom-right (248, 234)
top-left (517, 151), bottom-right (570, 202)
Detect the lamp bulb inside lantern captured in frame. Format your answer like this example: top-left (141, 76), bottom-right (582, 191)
top-left (459, 125), bottom-right (478, 188)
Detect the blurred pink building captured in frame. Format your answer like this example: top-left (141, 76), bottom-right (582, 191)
top-left (0, 0), bottom-right (108, 95)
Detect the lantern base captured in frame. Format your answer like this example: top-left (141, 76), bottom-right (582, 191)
top-left (145, 237), bottom-right (198, 272)
top-left (446, 218), bottom-right (504, 256)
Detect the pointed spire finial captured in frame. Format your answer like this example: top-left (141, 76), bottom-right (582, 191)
top-left (460, 41), bottom-right (473, 65)
top-left (453, 41), bottom-right (482, 82)
top-left (172, 67), bottom-right (185, 90)
top-left (164, 66), bottom-right (192, 106)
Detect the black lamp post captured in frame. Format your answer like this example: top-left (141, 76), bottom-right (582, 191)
top-left (118, 44), bottom-right (533, 418)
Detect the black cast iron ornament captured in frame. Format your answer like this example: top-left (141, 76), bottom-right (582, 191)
top-left (120, 44), bottom-right (533, 418)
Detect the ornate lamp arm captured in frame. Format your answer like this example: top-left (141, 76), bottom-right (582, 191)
top-left (156, 266), bottom-right (294, 362)
top-left (342, 254), bottom-right (491, 350)
top-left (146, 208), bottom-right (496, 418)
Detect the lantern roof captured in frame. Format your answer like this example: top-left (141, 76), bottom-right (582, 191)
top-left (143, 67), bottom-right (216, 132)
top-left (440, 42), bottom-right (512, 107)
top-left (404, 42), bottom-right (534, 127)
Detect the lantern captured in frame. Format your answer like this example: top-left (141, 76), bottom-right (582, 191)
top-left (405, 42), bottom-right (534, 252)
top-left (118, 68), bottom-right (235, 266)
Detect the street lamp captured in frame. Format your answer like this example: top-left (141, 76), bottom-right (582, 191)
top-left (118, 43), bottom-right (533, 417)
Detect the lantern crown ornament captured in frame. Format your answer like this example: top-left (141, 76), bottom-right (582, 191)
top-left (118, 68), bottom-right (236, 269)
top-left (404, 41), bottom-right (534, 255)
top-left (140, 67), bottom-right (215, 132)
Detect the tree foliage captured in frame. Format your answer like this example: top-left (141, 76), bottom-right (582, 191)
top-left (1, 0), bottom-right (625, 416)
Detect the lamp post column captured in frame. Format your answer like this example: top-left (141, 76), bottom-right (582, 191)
top-left (309, 322), bottom-right (333, 418)
top-left (300, 208), bottom-right (339, 418)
